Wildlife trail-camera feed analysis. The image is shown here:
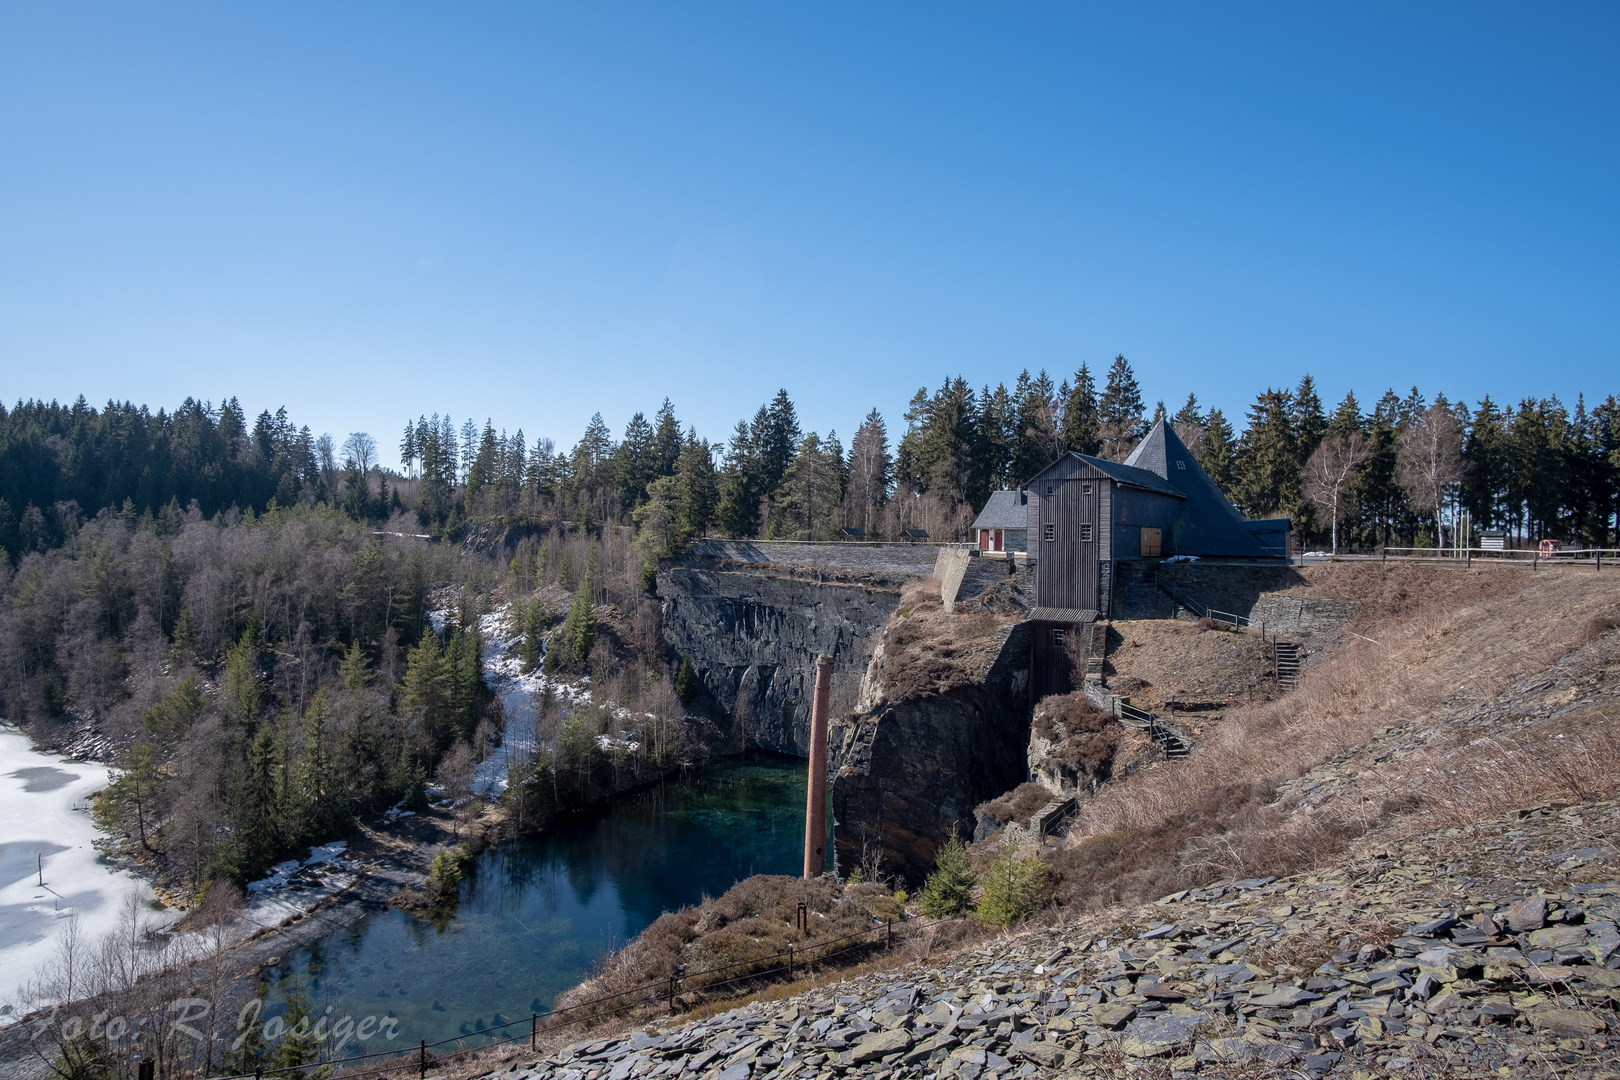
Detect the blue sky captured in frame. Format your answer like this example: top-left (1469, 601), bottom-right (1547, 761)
top-left (1, 3), bottom-right (1614, 465)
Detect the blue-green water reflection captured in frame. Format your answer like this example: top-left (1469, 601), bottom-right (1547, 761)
top-left (262, 753), bottom-right (818, 1053)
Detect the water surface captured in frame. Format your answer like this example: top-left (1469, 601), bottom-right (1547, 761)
top-left (263, 753), bottom-right (820, 1053)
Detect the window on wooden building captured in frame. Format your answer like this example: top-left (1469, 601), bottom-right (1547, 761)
top-left (1080, 523), bottom-right (1093, 542)
top-left (1052, 629), bottom-right (1066, 648)
top-left (1043, 523), bottom-right (1055, 542)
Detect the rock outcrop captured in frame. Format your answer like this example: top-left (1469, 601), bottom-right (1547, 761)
top-left (1025, 690), bottom-right (1159, 796)
top-left (830, 585), bottom-right (1033, 884)
top-left (657, 542), bottom-right (940, 756)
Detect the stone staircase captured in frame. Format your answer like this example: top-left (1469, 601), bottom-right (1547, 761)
top-left (1273, 638), bottom-right (1302, 691)
top-left (1082, 621), bottom-right (1107, 681)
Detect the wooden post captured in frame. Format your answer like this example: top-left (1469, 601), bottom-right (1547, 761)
top-left (803, 655), bottom-right (833, 878)
top-left (787, 943), bottom-right (794, 978)
top-left (668, 973), bottom-right (676, 1015)
top-left (420, 1039), bottom-right (427, 1080)
top-left (530, 1013), bottom-right (536, 1051)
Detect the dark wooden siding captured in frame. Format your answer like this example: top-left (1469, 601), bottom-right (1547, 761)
top-left (1030, 620), bottom-right (1078, 699)
top-left (1110, 488), bottom-right (1183, 560)
top-left (1033, 459), bottom-right (1105, 611)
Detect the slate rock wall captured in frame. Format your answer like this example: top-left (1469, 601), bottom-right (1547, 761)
top-left (657, 543), bottom-right (932, 756)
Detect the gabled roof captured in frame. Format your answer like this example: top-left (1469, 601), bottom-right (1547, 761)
top-left (971, 488), bottom-right (1030, 530)
top-left (1024, 453), bottom-right (1187, 499)
top-left (1123, 418), bottom-right (1282, 559)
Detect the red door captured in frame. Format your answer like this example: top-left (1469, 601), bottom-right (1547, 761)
top-left (978, 530), bottom-right (990, 550)
top-left (994, 529), bottom-right (1004, 552)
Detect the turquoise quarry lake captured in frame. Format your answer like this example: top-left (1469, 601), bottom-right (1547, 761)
top-left (261, 753), bottom-right (817, 1053)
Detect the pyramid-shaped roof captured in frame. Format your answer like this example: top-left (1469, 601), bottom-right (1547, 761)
top-left (1123, 417), bottom-right (1281, 558)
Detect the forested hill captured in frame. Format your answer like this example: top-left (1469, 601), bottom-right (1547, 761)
top-left (0, 396), bottom-right (378, 556)
top-left (4, 355), bottom-right (1619, 567)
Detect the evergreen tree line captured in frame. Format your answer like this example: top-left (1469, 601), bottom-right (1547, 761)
top-left (0, 396), bottom-right (402, 562)
top-left (527, 357), bottom-right (1618, 553)
top-left (5, 363), bottom-right (1616, 574)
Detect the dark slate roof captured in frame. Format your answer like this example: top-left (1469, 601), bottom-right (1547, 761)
top-left (971, 489), bottom-right (1031, 530)
top-left (1025, 453), bottom-right (1188, 499)
top-left (1071, 455), bottom-right (1187, 499)
top-left (1123, 418), bottom-right (1283, 559)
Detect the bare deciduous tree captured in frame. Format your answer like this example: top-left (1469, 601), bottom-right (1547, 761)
top-left (1302, 431), bottom-right (1372, 553)
top-left (340, 431), bottom-right (377, 473)
top-left (1396, 403), bottom-right (1466, 549)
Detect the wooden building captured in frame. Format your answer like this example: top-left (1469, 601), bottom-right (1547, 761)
top-left (1018, 417), bottom-right (1289, 696)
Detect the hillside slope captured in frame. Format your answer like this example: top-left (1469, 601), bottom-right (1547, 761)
top-left (1046, 562), bottom-right (1620, 912)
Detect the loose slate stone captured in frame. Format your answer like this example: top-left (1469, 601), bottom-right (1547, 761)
top-left (1526, 925), bottom-right (1586, 950)
top-left (1248, 987), bottom-right (1320, 1008)
top-left (1122, 1015), bottom-right (1200, 1058)
top-left (848, 1028), bottom-right (911, 1064)
top-left (1137, 981), bottom-right (1187, 1001)
top-left (1092, 1003), bottom-right (1138, 1029)
top-left (1407, 917), bottom-right (1459, 937)
top-left (1506, 896), bottom-right (1549, 932)
top-left (1011, 1041), bottom-right (1067, 1067)
top-left (1528, 1007), bottom-right (1606, 1037)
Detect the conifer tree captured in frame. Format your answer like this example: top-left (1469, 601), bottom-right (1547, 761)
top-left (760, 390), bottom-right (802, 496)
top-left (1291, 375), bottom-right (1328, 463)
top-left (560, 588), bottom-right (596, 671)
top-left (917, 825), bottom-right (976, 917)
top-left (674, 432), bottom-right (718, 538)
top-left (976, 385), bottom-right (1013, 490)
top-left (845, 409), bottom-right (893, 534)
top-left (1097, 354), bottom-right (1145, 460)
top-left (1231, 388), bottom-right (1299, 518)
top-left (1064, 365), bottom-right (1100, 456)
top-left (675, 653), bottom-right (700, 703)
top-left (632, 475), bottom-right (678, 587)
top-left (650, 398), bottom-right (683, 481)
top-left (224, 630), bottom-right (261, 731)
top-left (1199, 408), bottom-right (1238, 496)
top-left (519, 601), bottom-right (545, 673)
top-left (1358, 391), bottom-right (1404, 549)
top-left (1008, 370), bottom-right (1061, 483)
top-left (716, 419), bottom-right (762, 538)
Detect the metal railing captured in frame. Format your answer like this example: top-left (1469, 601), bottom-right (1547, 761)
top-left (1362, 547), bottom-right (1617, 567)
top-left (204, 912), bottom-right (972, 1080)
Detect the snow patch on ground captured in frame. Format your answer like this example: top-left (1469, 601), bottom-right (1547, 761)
top-left (0, 725), bottom-right (163, 1018)
top-left (441, 605), bottom-right (598, 799)
top-left (239, 841), bottom-right (362, 931)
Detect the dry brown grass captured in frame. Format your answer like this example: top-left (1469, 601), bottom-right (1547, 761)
top-left (1103, 619), bottom-right (1278, 710)
top-left (976, 782), bottom-right (1055, 826)
top-left (551, 874), bottom-right (910, 1022)
top-left (1376, 701), bottom-right (1620, 834)
top-left (1048, 561), bottom-right (1620, 912)
top-left (864, 579), bottom-right (1015, 703)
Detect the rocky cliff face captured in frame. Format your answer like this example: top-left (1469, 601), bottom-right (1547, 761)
top-left (657, 542), bottom-right (937, 756)
top-left (829, 586), bottom-right (1033, 885)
